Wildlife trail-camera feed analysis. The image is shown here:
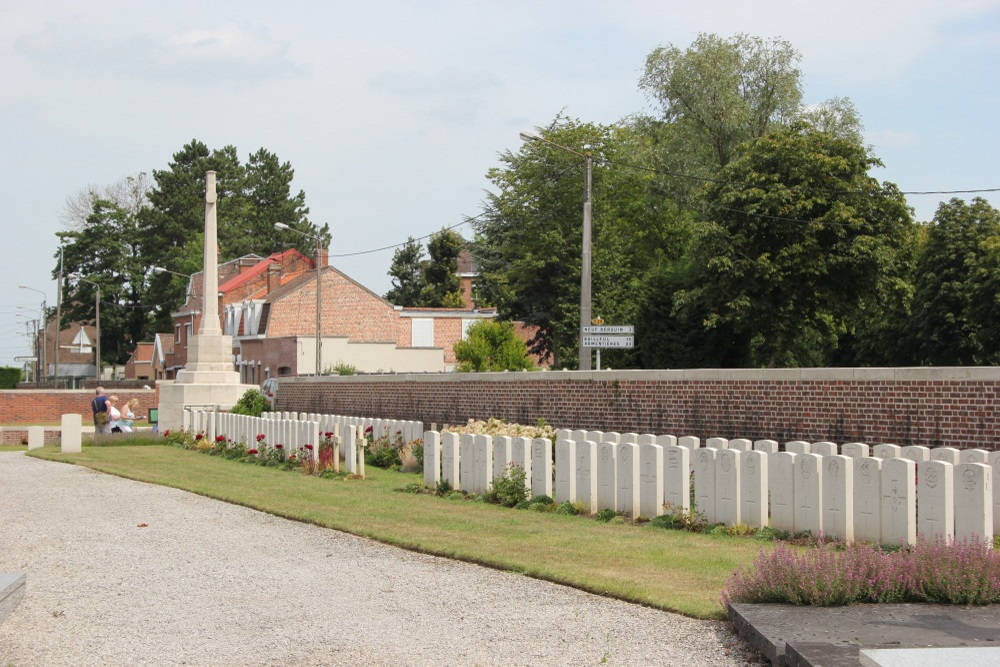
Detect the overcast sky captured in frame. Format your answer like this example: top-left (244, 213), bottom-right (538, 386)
top-left (2, 0), bottom-right (999, 368)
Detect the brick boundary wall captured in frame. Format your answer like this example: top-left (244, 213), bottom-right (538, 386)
top-left (0, 390), bottom-right (159, 426)
top-left (276, 368), bottom-right (999, 449)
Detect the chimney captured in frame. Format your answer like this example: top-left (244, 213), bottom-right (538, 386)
top-left (267, 261), bottom-right (281, 294)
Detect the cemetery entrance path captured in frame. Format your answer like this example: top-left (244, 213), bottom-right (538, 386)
top-left (0, 452), bottom-right (756, 666)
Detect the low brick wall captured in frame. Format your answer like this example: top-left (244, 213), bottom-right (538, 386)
top-left (276, 368), bottom-right (999, 449)
top-left (0, 389), bottom-right (159, 426)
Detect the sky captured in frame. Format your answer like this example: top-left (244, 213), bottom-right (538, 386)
top-left (2, 0), bottom-right (999, 369)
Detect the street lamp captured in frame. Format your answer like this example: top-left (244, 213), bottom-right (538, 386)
top-left (519, 129), bottom-right (594, 371)
top-left (70, 274), bottom-right (101, 381)
top-left (274, 222), bottom-right (326, 376)
top-left (18, 284), bottom-right (47, 382)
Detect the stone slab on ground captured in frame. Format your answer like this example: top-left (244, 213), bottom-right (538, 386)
top-left (729, 602), bottom-right (1000, 666)
top-left (0, 573), bottom-right (26, 624)
top-left (860, 646), bottom-right (1000, 667)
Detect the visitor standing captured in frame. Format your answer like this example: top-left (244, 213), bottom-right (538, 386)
top-left (91, 386), bottom-right (109, 434)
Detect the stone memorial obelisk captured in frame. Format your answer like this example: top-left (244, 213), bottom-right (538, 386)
top-left (158, 171), bottom-right (254, 431)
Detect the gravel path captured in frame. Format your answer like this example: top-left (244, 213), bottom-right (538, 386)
top-left (0, 452), bottom-right (757, 666)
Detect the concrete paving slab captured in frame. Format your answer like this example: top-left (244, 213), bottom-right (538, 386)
top-left (729, 602), bottom-right (1000, 666)
top-left (0, 573), bottom-right (26, 624)
top-left (860, 646), bottom-right (1000, 667)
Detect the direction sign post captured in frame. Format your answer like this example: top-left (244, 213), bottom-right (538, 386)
top-left (580, 325), bottom-right (634, 370)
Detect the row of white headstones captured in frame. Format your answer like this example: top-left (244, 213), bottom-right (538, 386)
top-left (195, 410), bottom-right (425, 475)
top-left (422, 431), bottom-right (997, 546)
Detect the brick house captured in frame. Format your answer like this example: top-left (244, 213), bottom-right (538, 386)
top-left (124, 342), bottom-right (154, 381)
top-left (144, 248), bottom-right (512, 384)
top-left (31, 318), bottom-right (98, 386)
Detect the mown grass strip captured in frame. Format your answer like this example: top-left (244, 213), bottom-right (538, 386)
top-left (27, 443), bottom-right (765, 619)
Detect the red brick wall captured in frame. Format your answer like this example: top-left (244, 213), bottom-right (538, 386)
top-left (0, 390), bottom-right (158, 426)
top-left (267, 269), bottom-right (400, 343)
top-left (275, 369), bottom-right (999, 449)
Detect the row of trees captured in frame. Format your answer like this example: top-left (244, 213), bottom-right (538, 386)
top-left (469, 33), bottom-right (999, 368)
top-left (56, 140), bottom-right (325, 365)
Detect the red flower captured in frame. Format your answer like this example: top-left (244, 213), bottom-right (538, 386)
top-left (195, 434), bottom-right (204, 441)
top-left (256, 434), bottom-right (266, 442)
top-left (215, 435), bottom-right (226, 442)
top-left (364, 426), bottom-right (373, 434)
top-left (324, 431), bottom-right (334, 438)
top-left (288, 454), bottom-right (297, 461)
top-left (248, 449), bottom-right (259, 455)
top-left (275, 444), bottom-right (283, 449)
top-left (163, 430), bottom-right (171, 437)
top-left (304, 444), bottom-right (314, 451)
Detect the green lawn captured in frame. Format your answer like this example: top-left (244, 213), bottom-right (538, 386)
top-left (26, 443), bottom-right (766, 619)
top-left (1, 444), bottom-right (28, 452)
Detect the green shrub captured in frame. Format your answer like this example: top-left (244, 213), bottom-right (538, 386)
top-left (608, 516), bottom-right (626, 525)
top-left (435, 478), bottom-right (453, 496)
top-left (660, 502), bottom-right (708, 533)
top-left (446, 491), bottom-right (465, 501)
top-left (483, 463), bottom-right (529, 507)
top-left (530, 495), bottom-right (554, 505)
top-left (754, 526), bottom-right (792, 542)
top-left (330, 361), bottom-right (358, 376)
top-left (365, 435), bottom-right (403, 469)
top-left (555, 502), bottom-right (580, 516)
top-left (400, 482), bottom-right (424, 494)
top-left (595, 509), bottom-right (618, 523)
top-left (411, 442), bottom-right (424, 469)
top-left (230, 389), bottom-right (268, 417)
top-left (0, 367), bottom-right (21, 389)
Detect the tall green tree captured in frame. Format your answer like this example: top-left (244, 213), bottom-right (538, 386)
top-left (237, 148), bottom-right (312, 257)
top-left (680, 123), bottom-right (914, 367)
top-left (906, 197), bottom-right (1000, 365)
top-left (640, 33), bottom-right (803, 170)
top-left (57, 200), bottom-right (151, 365)
top-left (384, 237), bottom-right (426, 306)
top-left (420, 229), bottom-right (465, 307)
top-left (474, 116), bottom-right (671, 367)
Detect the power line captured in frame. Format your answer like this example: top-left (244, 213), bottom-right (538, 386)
top-left (328, 213), bottom-right (486, 258)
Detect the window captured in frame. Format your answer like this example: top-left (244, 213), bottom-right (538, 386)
top-left (175, 324), bottom-right (181, 344)
top-left (412, 318), bottom-right (434, 347)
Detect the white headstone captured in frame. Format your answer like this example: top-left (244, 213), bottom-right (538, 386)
top-left (753, 439), bottom-right (779, 454)
top-left (786, 440), bottom-right (811, 455)
top-left (474, 434), bottom-right (494, 494)
top-left (571, 430), bottom-right (588, 446)
top-left (637, 433), bottom-right (657, 446)
top-left (586, 431), bottom-right (604, 445)
top-left (741, 450), bottom-right (768, 528)
top-left (693, 448), bottom-right (717, 524)
top-left (621, 433), bottom-right (640, 445)
top-left (555, 429), bottom-right (572, 443)
top-left (728, 438), bottom-right (752, 452)
top-left (918, 460), bottom-right (954, 543)
top-left (900, 445), bottom-right (931, 464)
top-left (639, 443), bottom-right (664, 518)
top-left (602, 432), bottom-right (622, 444)
top-left (872, 443), bottom-right (901, 460)
top-left (656, 434), bottom-right (677, 448)
top-left (842, 442), bottom-right (870, 458)
top-left (854, 456), bottom-right (882, 543)
top-left (706, 437), bottom-right (728, 450)
top-left (954, 463), bottom-right (992, 545)
top-left (991, 451), bottom-right (1000, 535)
top-left (60, 414), bottom-right (82, 454)
top-left (770, 452), bottom-right (797, 533)
top-left (662, 445), bottom-right (690, 511)
top-left (616, 442), bottom-right (640, 517)
top-left (677, 436), bottom-right (700, 450)
top-left (812, 441), bottom-right (838, 457)
top-left (343, 424), bottom-right (357, 474)
top-left (555, 439), bottom-right (577, 504)
top-left (596, 441), bottom-right (617, 512)
top-left (794, 453), bottom-right (823, 536)
top-left (822, 455), bottom-right (854, 542)
top-left (530, 438), bottom-right (553, 499)
top-left (959, 449), bottom-right (989, 464)
top-left (930, 447), bottom-right (960, 465)
top-left (576, 440), bottom-right (598, 514)
top-left (441, 432), bottom-right (460, 490)
top-left (28, 426), bottom-right (45, 451)
top-left (459, 434), bottom-right (476, 493)
top-left (423, 430), bottom-right (441, 487)
top-left (715, 449), bottom-right (741, 526)
top-left (881, 457), bottom-right (916, 547)
top-left (511, 437), bottom-right (532, 494)
top-left (493, 436), bottom-right (513, 484)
